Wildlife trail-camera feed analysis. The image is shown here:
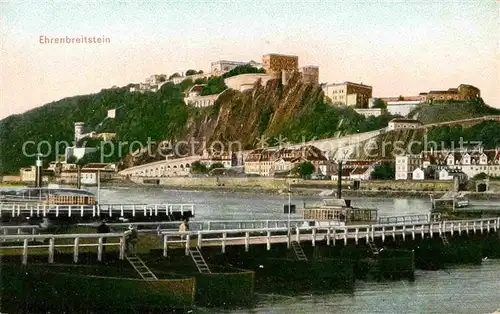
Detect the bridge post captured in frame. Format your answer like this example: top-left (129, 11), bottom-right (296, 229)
top-left (245, 232), bottom-right (249, 252)
top-left (473, 221), bottom-right (476, 233)
top-left (97, 237), bottom-right (103, 261)
top-left (402, 225), bottom-right (406, 241)
top-left (132, 205), bottom-right (136, 217)
top-left (17, 204), bottom-right (21, 217)
top-left (266, 231), bottom-right (271, 250)
top-left (312, 228), bottom-right (316, 247)
top-left (48, 238), bottom-right (55, 263)
top-left (197, 232), bottom-right (202, 247)
top-left (68, 205), bottom-right (72, 217)
top-left (327, 228), bottom-right (331, 245)
top-left (222, 232), bottom-right (226, 253)
top-left (29, 203), bottom-right (33, 217)
top-left (381, 227), bottom-right (385, 243)
top-left (121, 205), bottom-right (124, 217)
top-left (163, 235), bottom-right (168, 257)
top-left (458, 222), bottom-right (462, 235)
top-left (154, 205), bottom-right (158, 216)
top-left (332, 228), bottom-right (336, 245)
top-left (22, 238), bottom-right (28, 265)
top-left (392, 226), bottom-right (396, 239)
top-left (480, 220), bottom-right (483, 233)
top-left (55, 205), bottom-right (59, 217)
top-left (120, 236), bottom-right (126, 259)
top-left (371, 226), bottom-right (375, 241)
top-left (412, 225), bottom-right (415, 240)
top-left (296, 227), bottom-right (300, 243)
top-left (185, 234), bottom-right (191, 256)
top-left (450, 222), bottom-right (454, 235)
top-left (355, 228), bottom-right (359, 245)
top-left (344, 230), bottom-right (347, 245)
top-left (73, 237), bottom-right (79, 263)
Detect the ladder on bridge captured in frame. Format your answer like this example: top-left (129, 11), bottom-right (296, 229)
top-left (189, 247), bottom-right (211, 274)
top-left (440, 234), bottom-right (450, 246)
top-left (291, 241), bottom-right (308, 261)
top-left (368, 239), bottom-right (379, 255)
top-left (126, 255), bottom-right (158, 280)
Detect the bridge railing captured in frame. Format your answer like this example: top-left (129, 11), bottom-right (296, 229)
top-left (77, 219), bottom-right (345, 234)
top-left (0, 230), bottom-right (130, 265)
top-left (0, 203), bottom-right (195, 218)
top-left (160, 217), bottom-right (500, 255)
top-left (1, 225), bottom-right (40, 242)
top-left (377, 213), bottom-right (441, 225)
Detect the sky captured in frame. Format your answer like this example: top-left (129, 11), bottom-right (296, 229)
top-left (1, 1), bottom-right (499, 119)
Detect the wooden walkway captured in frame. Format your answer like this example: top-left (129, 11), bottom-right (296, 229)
top-left (160, 216), bottom-right (500, 256)
top-left (0, 230), bottom-right (130, 264)
top-left (0, 202), bottom-right (195, 219)
top-left (78, 219), bottom-right (345, 232)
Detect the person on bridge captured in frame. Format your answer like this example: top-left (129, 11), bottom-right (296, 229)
top-left (179, 219), bottom-right (187, 239)
top-left (126, 225), bottom-right (139, 256)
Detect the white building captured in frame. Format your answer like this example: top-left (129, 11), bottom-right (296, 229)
top-left (439, 169), bottom-right (453, 180)
top-left (399, 148), bottom-right (500, 181)
top-left (412, 167), bottom-right (425, 180)
top-left (387, 118), bottom-right (423, 131)
top-left (224, 73), bottom-right (276, 91)
top-left (395, 154), bottom-right (422, 180)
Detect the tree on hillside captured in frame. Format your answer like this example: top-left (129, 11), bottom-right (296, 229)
top-left (371, 162), bottom-right (395, 180)
top-left (222, 65), bottom-right (265, 79)
top-left (372, 98), bottom-right (387, 109)
top-left (294, 161), bottom-right (315, 179)
top-left (168, 73), bottom-right (181, 80)
top-left (197, 70), bottom-right (204, 74)
top-left (200, 77), bottom-right (227, 96)
top-left (185, 69), bottom-right (198, 76)
top-left (398, 95), bottom-right (404, 101)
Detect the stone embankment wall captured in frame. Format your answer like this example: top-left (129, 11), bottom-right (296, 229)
top-left (130, 176), bottom-right (455, 192)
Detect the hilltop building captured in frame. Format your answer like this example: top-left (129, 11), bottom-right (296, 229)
top-left (387, 118), bottom-right (423, 130)
top-left (299, 66), bottom-right (319, 84)
top-left (322, 81), bottom-right (372, 108)
top-left (211, 60), bottom-right (263, 76)
top-left (262, 54), bottom-right (299, 75)
top-left (420, 84), bottom-right (480, 102)
top-left (373, 95), bottom-right (426, 116)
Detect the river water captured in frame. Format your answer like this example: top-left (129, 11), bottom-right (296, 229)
top-left (2, 185), bottom-right (500, 313)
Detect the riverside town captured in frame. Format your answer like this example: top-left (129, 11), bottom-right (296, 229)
top-left (1, 1), bottom-right (500, 313)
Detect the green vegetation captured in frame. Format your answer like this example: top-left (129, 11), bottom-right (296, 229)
top-left (408, 99), bottom-right (500, 124)
top-left (209, 162), bottom-right (225, 170)
top-left (222, 64), bottom-right (265, 78)
top-left (190, 161), bottom-right (208, 173)
top-left (426, 121), bottom-right (500, 149)
top-left (0, 72), bottom-right (403, 174)
top-left (371, 162), bottom-right (395, 180)
top-left (372, 98), bottom-right (387, 109)
top-left (200, 76), bottom-right (227, 96)
top-left (168, 73), bottom-right (181, 79)
top-left (294, 161), bottom-right (315, 179)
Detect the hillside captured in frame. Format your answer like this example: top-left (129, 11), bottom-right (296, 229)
top-left (409, 100), bottom-right (500, 124)
top-left (0, 73), bottom-right (394, 174)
